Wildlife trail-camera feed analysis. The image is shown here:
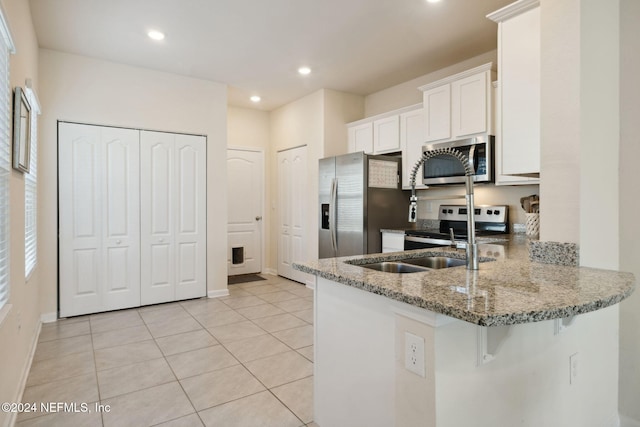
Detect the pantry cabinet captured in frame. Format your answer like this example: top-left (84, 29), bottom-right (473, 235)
top-left (419, 63), bottom-right (494, 143)
top-left (488, 0), bottom-right (541, 180)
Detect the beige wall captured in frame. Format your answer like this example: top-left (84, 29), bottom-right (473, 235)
top-left (539, 0), bottom-right (581, 244)
top-left (227, 106), bottom-right (270, 274)
top-left (38, 49), bottom-right (229, 313)
top-left (268, 91), bottom-right (323, 276)
top-left (267, 89), bottom-right (364, 275)
top-left (619, 0), bottom-right (640, 423)
top-left (0, 1), bottom-right (40, 425)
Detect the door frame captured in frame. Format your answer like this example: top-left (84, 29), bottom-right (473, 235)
top-left (227, 146), bottom-right (265, 275)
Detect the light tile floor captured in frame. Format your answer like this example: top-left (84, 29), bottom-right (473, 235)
top-left (18, 274), bottom-right (317, 427)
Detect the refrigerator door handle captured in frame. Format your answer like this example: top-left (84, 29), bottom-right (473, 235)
top-left (330, 178), bottom-right (338, 253)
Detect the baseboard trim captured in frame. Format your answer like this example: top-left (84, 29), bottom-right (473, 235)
top-left (621, 414), bottom-right (640, 427)
top-left (305, 277), bottom-right (316, 290)
top-left (4, 321), bottom-right (42, 427)
top-left (40, 312), bottom-right (57, 323)
top-left (208, 289), bottom-right (230, 298)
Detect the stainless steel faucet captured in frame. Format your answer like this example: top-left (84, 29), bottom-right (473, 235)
top-left (408, 148), bottom-right (479, 270)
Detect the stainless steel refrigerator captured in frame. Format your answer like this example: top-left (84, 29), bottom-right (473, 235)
top-left (319, 152), bottom-right (410, 259)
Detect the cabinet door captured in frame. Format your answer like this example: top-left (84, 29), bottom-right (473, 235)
top-left (400, 108), bottom-right (427, 190)
top-left (373, 115), bottom-right (400, 153)
top-left (451, 71), bottom-right (489, 138)
top-left (423, 85), bottom-right (451, 142)
top-left (59, 123), bottom-right (140, 317)
top-left (382, 232), bottom-right (404, 253)
top-left (348, 122), bottom-right (374, 154)
top-left (500, 6), bottom-right (540, 176)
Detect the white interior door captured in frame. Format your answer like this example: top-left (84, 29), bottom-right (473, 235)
top-left (140, 131), bottom-right (206, 305)
top-left (277, 146), bottom-right (307, 283)
top-left (59, 123), bottom-right (140, 317)
top-left (227, 149), bottom-right (263, 276)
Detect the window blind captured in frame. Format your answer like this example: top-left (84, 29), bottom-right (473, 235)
top-left (24, 87), bottom-right (39, 277)
top-left (0, 5), bottom-right (15, 310)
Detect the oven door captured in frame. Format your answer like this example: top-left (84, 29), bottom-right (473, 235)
top-left (404, 235), bottom-right (452, 250)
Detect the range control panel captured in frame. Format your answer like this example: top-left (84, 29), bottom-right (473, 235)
top-left (437, 204), bottom-right (508, 223)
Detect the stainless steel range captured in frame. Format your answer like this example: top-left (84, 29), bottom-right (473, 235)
top-left (404, 204), bottom-right (509, 250)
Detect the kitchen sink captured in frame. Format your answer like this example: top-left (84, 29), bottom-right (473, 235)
top-left (356, 256), bottom-right (466, 273)
top-left (357, 261), bottom-right (430, 273)
top-left (402, 256), bottom-right (466, 269)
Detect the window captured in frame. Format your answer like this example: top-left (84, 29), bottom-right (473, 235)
top-left (24, 85), bottom-right (39, 277)
top-left (0, 7), bottom-right (15, 312)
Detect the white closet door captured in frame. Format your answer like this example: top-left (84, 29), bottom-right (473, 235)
top-left (277, 150), bottom-right (292, 279)
top-left (277, 146), bottom-right (308, 283)
top-left (59, 123), bottom-right (140, 317)
top-left (174, 134), bottom-right (206, 300)
top-left (140, 131), bottom-right (206, 304)
top-left (289, 148), bottom-right (307, 283)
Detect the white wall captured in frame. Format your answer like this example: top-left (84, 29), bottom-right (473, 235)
top-left (38, 49), bottom-right (228, 314)
top-left (619, 0), bottom-right (640, 423)
top-left (0, 1), bottom-right (41, 425)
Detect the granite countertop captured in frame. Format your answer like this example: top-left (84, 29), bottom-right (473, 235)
top-left (293, 235), bottom-right (635, 326)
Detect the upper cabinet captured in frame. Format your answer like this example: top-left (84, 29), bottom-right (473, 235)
top-left (348, 122), bottom-right (374, 154)
top-left (488, 0), bottom-right (541, 184)
top-left (419, 63), bottom-right (494, 143)
top-left (347, 104), bottom-right (420, 156)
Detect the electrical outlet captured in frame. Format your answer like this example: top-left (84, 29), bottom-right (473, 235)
top-left (569, 353), bottom-right (579, 385)
top-left (404, 332), bottom-right (425, 377)
top-left (426, 201), bottom-right (433, 213)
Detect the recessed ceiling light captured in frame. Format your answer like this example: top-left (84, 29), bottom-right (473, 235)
top-left (250, 95), bottom-right (261, 103)
top-left (426, 0), bottom-right (441, 3)
top-left (147, 30), bottom-right (165, 41)
top-left (298, 66), bottom-right (311, 76)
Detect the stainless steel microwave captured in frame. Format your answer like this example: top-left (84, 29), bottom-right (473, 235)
top-left (422, 135), bottom-right (494, 185)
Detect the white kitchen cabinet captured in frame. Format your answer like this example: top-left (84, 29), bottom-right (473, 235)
top-left (348, 122), bottom-right (373, 154)
top-left (400, 107), bottom-right (427, 190)
top-left (348, 104), bottom-right (422, 157)
top-left (419, 63), bottom-right (494, 143)
top-left (373, 115), bottom-right (400, 153)
top-left (422, 85), bottom-right (451, 142)
top-left (382, 231), bottom-right (404, 253)
top-left (488, 0), bottom-right (541, 179)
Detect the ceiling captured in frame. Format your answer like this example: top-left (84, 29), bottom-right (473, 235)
top-left (28, 0), bottom-right (513, 111)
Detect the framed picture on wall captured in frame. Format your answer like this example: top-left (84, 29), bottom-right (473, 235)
top-left (12, 86), bottom-right (31, 173)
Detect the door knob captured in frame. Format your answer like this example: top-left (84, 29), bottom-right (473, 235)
top-left (116, 240), bottom-right (121, 245)
top-left (255, 216), bottom-right (262, 221)
top-left (159, 238), bottom-right (164, 242)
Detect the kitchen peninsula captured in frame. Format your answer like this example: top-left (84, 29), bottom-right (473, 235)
top-left (294, 236), bottom-right (634, 427)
